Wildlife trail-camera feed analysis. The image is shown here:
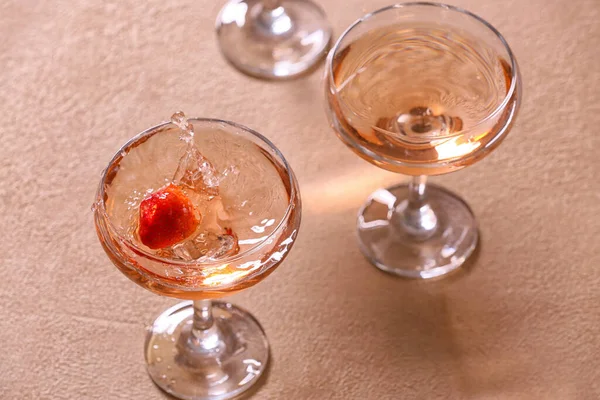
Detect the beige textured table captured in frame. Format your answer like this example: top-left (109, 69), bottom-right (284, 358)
top-left (1, 0), bottom-right (599, 399)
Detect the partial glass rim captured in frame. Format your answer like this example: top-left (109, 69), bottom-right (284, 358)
top-left (94, 117), bottom-right (299, 268)
top-left (326, 1), bottom-right (519, 140)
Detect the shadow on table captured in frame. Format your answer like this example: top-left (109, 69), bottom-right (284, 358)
top-left (352, 236), bottom-right (535, 398)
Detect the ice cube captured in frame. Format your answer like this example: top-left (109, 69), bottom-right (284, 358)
top-left (172, 146), bottom-right (220, 196)
top-left (187, 229), bottom-right (238, 260)
top-left (158, 228), bottom-right (239, 262)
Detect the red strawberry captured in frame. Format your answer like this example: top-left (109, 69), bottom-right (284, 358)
top-left (138, 184), bottom-right (199, 249)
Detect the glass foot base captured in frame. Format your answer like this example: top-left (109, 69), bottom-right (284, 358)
top-left (145, 301), bottom-right (269, 400)
top-left (216, 0), bottom-right (332, 79)
top-left (357, 183), bottom-right (478, 279)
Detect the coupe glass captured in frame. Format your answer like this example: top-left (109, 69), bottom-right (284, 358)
top-left (324, 3), bottom-right (521, 279)
top-left (216, 0), bottom-right (332, 79)
top-left (93, 118), bottom-right (301, 399)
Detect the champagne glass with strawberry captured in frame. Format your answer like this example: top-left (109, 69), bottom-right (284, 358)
top-left (93, 112), bottom-right (301, 400)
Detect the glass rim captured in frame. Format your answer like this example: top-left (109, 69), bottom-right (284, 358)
top-left (94, 117), bottom-right (299, 268)
top-left (326, 1), bottom-right (519, 139)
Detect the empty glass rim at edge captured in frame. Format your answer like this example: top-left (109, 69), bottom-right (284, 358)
top-left (326, 2), bottom-right (519, 139)
top-left (95, 117), bottom-right (298, 268)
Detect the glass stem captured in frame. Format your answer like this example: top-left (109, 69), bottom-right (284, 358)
top-left (192, 299), bottom-right (214, 333)
top-left (262, 0), bottom-right (282, 10)
top-left (256, 0), bottom-right (292, 35)
top-left (395, 175), bottom-right (438, 240)
top-left (186, 300), bottom-right (223, 354)
top-left (408, 175), bottom-right (428, 207)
